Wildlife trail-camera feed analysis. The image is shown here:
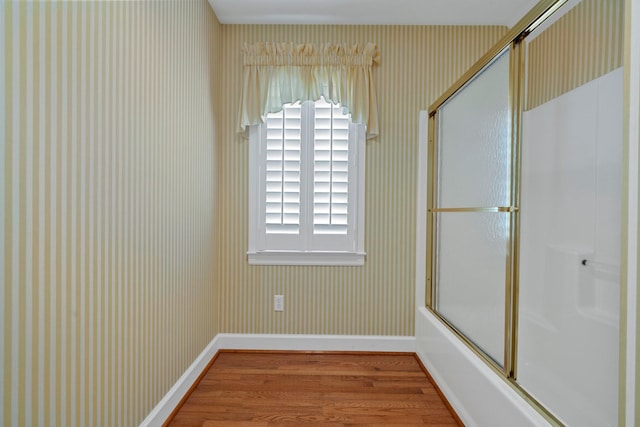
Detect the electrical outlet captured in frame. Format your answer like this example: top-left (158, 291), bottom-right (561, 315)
top-left (274, 294), bottom-right (284, 312)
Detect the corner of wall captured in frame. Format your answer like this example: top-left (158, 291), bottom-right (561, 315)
top-left (204, 0), bottom-right (222, 339)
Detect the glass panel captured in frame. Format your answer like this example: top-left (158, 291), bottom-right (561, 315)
top-left (435, 212), bottom-right (508, 366)
top-left (433, 48), bottom-right (511, 369)
top-left (437, 49), bottom-right (511, 208)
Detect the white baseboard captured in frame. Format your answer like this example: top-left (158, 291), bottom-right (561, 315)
top-left (215, 333), bottom-right (416, 353)
top-left (139, 335), bottom-right (222, 427)
top-left (140, 333), bottom-right (416, 426)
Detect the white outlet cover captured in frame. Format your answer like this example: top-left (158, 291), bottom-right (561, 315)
top-left (274, 295), bottom-right (284, 312)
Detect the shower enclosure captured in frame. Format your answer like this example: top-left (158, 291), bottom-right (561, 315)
top-left (425, 0), bottom-right (622, 425)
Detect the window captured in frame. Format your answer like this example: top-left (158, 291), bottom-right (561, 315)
top-left (248, 97), bottom-right (366, 265)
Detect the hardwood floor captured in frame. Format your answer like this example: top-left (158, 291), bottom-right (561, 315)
top-left (166, 351), bottom-right (463, 426)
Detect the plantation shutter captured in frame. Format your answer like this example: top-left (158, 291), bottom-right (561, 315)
top-left (265, 104), bottom-right (302, 234)
top-left (313, 99), bottom-right (350, 235)
top-left (248, 96), bottom-right (365, 264)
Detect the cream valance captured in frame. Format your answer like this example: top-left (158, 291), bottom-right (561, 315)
top-left (237, 42), bottom-right (380, 139)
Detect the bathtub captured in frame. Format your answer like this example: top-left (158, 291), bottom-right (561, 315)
top-left (415, 307), bottom-right (552, 427)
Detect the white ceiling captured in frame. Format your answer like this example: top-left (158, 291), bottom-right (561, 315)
top-left (207, 0), bottom-right (540, 28)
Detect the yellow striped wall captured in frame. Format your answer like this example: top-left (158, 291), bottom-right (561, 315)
top-left (218, 25), bottom-right (507, 335)
top-left (1, 1), bottom-right (220, 426)
top-left (526, 0), bottom-right (624, 110)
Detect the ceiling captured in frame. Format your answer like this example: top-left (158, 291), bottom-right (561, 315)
top-left (207, 0), bottom-right (540, 27)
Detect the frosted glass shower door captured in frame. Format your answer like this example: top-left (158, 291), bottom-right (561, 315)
top-left (433, 49), bottom-right (511, 367)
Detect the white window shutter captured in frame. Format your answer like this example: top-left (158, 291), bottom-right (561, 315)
top-left (264, 104), bottom-right (302, 234)
top-left (313, 98), bottom-right (350, 235)
top-left (248, 97), bottom-right (366, 265)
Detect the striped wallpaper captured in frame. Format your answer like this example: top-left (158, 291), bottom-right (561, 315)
top-left (1, 1), bottom-right (220, 426)
top-left (526, 0), bottom-right (624, 110)
top-left (217, 25), bottom-right (507, 335)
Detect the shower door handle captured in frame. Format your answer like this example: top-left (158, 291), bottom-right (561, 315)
top-left (429, 206), bottom-right (519, 213)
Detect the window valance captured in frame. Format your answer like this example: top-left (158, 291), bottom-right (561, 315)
top-left (237, 42), bottom-right (380, 139)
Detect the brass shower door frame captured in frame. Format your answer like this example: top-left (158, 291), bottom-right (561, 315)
top-left (425, 0), bottom-right (567, 425)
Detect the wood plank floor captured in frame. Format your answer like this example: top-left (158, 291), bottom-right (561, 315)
top-left (166, 351), bottom-right (463, 426)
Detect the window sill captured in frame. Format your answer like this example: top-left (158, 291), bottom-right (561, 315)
top-left (247, 251), bottom-right (366, 266)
